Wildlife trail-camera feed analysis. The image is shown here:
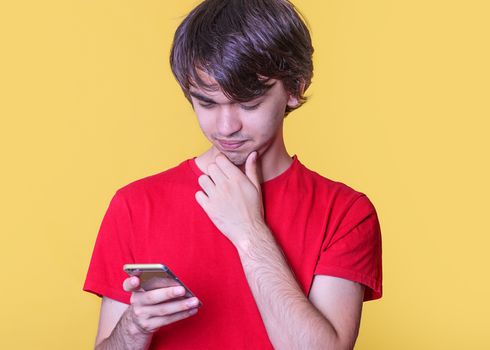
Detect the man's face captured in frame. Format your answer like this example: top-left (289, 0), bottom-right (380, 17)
top-left (189, 72), bottom-right (299, 166)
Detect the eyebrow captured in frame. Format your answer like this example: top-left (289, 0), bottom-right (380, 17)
top-left (189, 91), bottom-right (219, 104)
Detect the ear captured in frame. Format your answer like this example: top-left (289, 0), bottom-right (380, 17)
top-left (286, 80), bottom-right (306, 108)
top-left (287, 94), bottom-right (300, 108)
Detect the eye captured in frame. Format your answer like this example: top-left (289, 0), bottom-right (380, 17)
top-left (240, 103), bottom-right (261, 111)
top-left (199, 103), bottom-right (216, 109)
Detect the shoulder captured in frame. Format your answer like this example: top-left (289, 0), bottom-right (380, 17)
top-left (113, 159), bottom-right (196, 202)
top-left (295, 159), bottom-right (371, 210)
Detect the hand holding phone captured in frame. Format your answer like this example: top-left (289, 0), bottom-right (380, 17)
top-left (122, 263), bottom-right (201, 334)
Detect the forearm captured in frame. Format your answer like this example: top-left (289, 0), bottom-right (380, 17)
top-left (237, 224), bottom-right (346, 350)
top-left (95, 308), bottom-right (153, 350)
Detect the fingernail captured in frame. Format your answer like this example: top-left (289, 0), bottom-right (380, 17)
top-left (189, 308), bottom-right (198, 315)
top-left (187, 298), bottom-right (199, 307)
top-left (174, 287), bottom-right (185, 296)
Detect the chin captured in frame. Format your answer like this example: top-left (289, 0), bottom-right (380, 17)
top-left (221, 151), bottom-right (248, 166)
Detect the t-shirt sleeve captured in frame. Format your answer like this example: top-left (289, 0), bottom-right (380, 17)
top-left (83, 190), bottom-right (134, 304)
top-left (314, 194), bottom-right (382, 301)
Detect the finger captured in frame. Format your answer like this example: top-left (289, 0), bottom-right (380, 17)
top-left (195, 190), bottom-right (209, 209)
top-left (145, 297), bottom-right (200, 318)
top-left (215, 154), bottom-right (243, 178)
top-left (207, 162), bottom-right (228, 184)
top-left (123, 276), bottom-right (141, 292)
top-left (198, 174), bottom-right (215, 196)
top-left (134, 286), bottom-right (186, 306)
top-left (143, 308), bottom-right (199, 331)
top-left (245, 151), bottom-right (261, 190)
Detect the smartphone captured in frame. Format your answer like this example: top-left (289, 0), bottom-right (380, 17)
top-left (123, 263), bottom-right (199, 302)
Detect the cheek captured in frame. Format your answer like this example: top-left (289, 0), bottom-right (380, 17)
top-left (195, 112), bottom-right (213, 135)
top-left (254, 105), bottom-right (285, 135)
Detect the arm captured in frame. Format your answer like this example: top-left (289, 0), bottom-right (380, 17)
top-left (196, 152), bottom-right (364, 349)
top-left (94, 277), bottom-right (200, 350)
top-left (237, 224), bottom-right (364, 350)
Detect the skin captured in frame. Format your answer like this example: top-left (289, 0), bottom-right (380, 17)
top-left (189, 74), bottom-right (295, 180)
top-left (94, 72), bottom-right (365, 349)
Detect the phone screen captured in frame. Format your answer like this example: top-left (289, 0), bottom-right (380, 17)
top-left (123, 264), bottom-right (198, 300)
top-left (136, 270), bottom-right (181, 290)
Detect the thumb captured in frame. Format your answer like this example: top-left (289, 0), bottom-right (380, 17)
top-left (245, 151), bottom-right (261, 190)
top-left (123, 276), bottom-right (142, 292)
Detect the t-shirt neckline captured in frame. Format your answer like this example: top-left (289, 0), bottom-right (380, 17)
top-left (187, 155), bottom-right (299, 187)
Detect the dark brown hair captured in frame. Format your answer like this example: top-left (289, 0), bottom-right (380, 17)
top-left (170, 0), bottom-right (314, 115)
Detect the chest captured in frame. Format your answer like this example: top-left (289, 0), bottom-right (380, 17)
top-left (131, 186), bottom-right (328, 295)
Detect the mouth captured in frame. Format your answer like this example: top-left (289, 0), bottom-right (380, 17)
top-left (216, 139), bottom-right (247, 151)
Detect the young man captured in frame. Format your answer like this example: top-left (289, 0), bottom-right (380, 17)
top-left (84, 1), bottom-right (382, 349)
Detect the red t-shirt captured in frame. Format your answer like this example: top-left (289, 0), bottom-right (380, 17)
top-left (84, 156), bottom-right (382, 349)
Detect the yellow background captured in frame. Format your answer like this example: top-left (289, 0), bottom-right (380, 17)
top-left (1, 0), bottom-right (489, 348)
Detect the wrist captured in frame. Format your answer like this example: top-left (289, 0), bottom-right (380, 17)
top-left (123, 306), bottom-right (153, 338)
top-left (236, 221), bottom-right (270, 256)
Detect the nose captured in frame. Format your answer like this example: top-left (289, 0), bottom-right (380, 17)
top-left (216, 105), bottom-right (242, 136)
